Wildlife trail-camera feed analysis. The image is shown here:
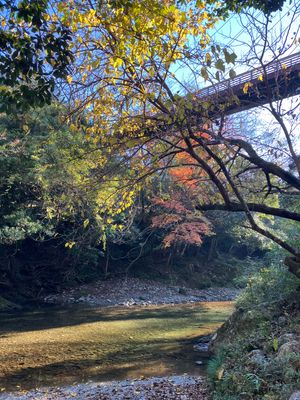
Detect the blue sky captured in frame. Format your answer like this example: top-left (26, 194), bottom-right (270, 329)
top-left (172, 0), bottom-right (300, 92)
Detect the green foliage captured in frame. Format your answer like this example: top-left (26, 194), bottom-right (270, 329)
top-left (219, 0), bottom-right (286, 14)
top-left (0, 104), bottom-right (115, 300)
top-left (207, 348), bottom-right (227, 384)
top-left (0, 1), bottom-right (73, 111)
top-left (237, 265), bottom-right (299, 309)
top-left (210, 262), bottom-right (300, 400)
top-left (0, 108), bottom-right (55, 243)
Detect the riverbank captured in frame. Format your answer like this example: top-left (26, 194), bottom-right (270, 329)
top-left (43, 277), bottom-right (240, 307)
top-left (0, 375), bottom-right (208, 399)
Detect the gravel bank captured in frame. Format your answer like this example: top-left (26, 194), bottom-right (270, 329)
top-left (44, 277), bottom-right (240, 307)
top-left (0, 376), bottom-right (208, 400)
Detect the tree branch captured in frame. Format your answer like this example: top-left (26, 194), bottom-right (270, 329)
top-left (197, 202), bottom-right (300, 222)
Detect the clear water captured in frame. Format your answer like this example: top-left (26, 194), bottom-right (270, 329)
top-left (0, 302), bottom-right (234, 391)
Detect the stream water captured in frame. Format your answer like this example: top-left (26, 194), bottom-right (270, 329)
top-left (0, 302), bottom-right (234, 392)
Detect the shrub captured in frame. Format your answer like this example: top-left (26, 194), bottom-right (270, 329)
top-left (237, 264), bottom-right (299, 309)
top-left (210, 263), bottom-right (300, 400)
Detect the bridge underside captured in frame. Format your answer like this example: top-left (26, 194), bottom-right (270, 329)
top-left (195, 67), bottom-right (300, 119)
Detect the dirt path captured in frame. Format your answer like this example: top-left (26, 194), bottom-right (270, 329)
top-left (0, 376), bottom-right (208, 399)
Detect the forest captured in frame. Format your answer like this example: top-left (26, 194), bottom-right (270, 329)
top-left (0, 0), bottom-right (299, 399)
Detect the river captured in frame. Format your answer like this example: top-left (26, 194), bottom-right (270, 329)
top-left (0, 301), bottom-right (234, 392)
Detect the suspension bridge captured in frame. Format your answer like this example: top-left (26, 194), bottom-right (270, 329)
top-left (196, 51), bottom-right (300, 117)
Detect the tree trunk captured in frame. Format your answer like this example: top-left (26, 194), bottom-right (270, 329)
top-left (284, 256), bottom-right (300, 279)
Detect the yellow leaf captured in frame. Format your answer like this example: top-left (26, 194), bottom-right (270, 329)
top-left (113, 58), bottom-right (123, 68)
top-left (65, 241), bottom-right (76, 249)
top-left (67, 75), bottom-right (73, 84)
top-left (258, 74), bottom-right (264, 81)
top-left (83, 219), bottom-right (89, 228)
top-left (243, 82), bottom-right (253, 94)
top-left (217, 367), bottom-right (224, 380)
top-left (282, 63), bottom-right (287, 70)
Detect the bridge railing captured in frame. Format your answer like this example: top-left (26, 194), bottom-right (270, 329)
top-left (197, 52), bottom-right (300, 99)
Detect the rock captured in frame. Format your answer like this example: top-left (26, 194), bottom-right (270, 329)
top-left (277, 340), bottom-right (300, 358)
top-left (248, 349), bottom-right (268, 367)
top-left (193, 343), bottom-right (209, 352)
top-left (195, 360), bottom-right (203, 365)
top-left (197, 334), bottom-right (213, 343)
top-left (278, 333), bottom-right (297, 346)
top-left (289, 391), bottom-right (300, 400)
top-left (211, 333), bottom-right (218, 342)
top-left (194, 333), bottom-right (214, 353)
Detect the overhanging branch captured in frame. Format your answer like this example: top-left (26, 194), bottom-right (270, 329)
top-left (197, 202), bottom-right (300, 222)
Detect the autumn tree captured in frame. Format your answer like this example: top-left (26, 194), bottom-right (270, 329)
top-left (14, 0), bottom-right (300, 278)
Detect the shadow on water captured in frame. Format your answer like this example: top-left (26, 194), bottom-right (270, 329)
top-left (0, 302), bottom-right (234, 391)
top-left (0, 303), bottom-right (214, 334)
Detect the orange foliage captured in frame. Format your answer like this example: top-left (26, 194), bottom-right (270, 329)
top-left (169, 132), bottom-right (211, 188)
top-left (151, 196), bottom-right (212, 248)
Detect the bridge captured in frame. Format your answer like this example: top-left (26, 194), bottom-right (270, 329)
top-left (195, 51), bottom-right (300, 117)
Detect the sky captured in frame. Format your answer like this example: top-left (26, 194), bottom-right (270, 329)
top-left (173, 0), bottom-right (300, 91)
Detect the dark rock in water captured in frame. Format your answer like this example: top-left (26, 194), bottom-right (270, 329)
top-left (197, 334), bottom-right (214, 343)
top-left (193, 343), bottom-right (209, 352)
top-left (194, 334), bottom-right (214, 353)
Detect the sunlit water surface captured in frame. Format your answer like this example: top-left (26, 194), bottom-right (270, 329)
top-left (0, 302), bottom-right (234, 391)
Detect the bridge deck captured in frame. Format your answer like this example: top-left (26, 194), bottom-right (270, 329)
top-left (196, 52), bottom-right (300, 115)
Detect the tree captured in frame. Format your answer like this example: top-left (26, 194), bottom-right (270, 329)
top-left (0, 0), bottom-right (73, 111)
top-left (0, 104), bottom-right (128, 298)
top-left (31, 0), bottom-right (300, 278)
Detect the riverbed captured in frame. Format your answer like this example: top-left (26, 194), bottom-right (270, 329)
top-left (0, 301), bottom-right (233, 394)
